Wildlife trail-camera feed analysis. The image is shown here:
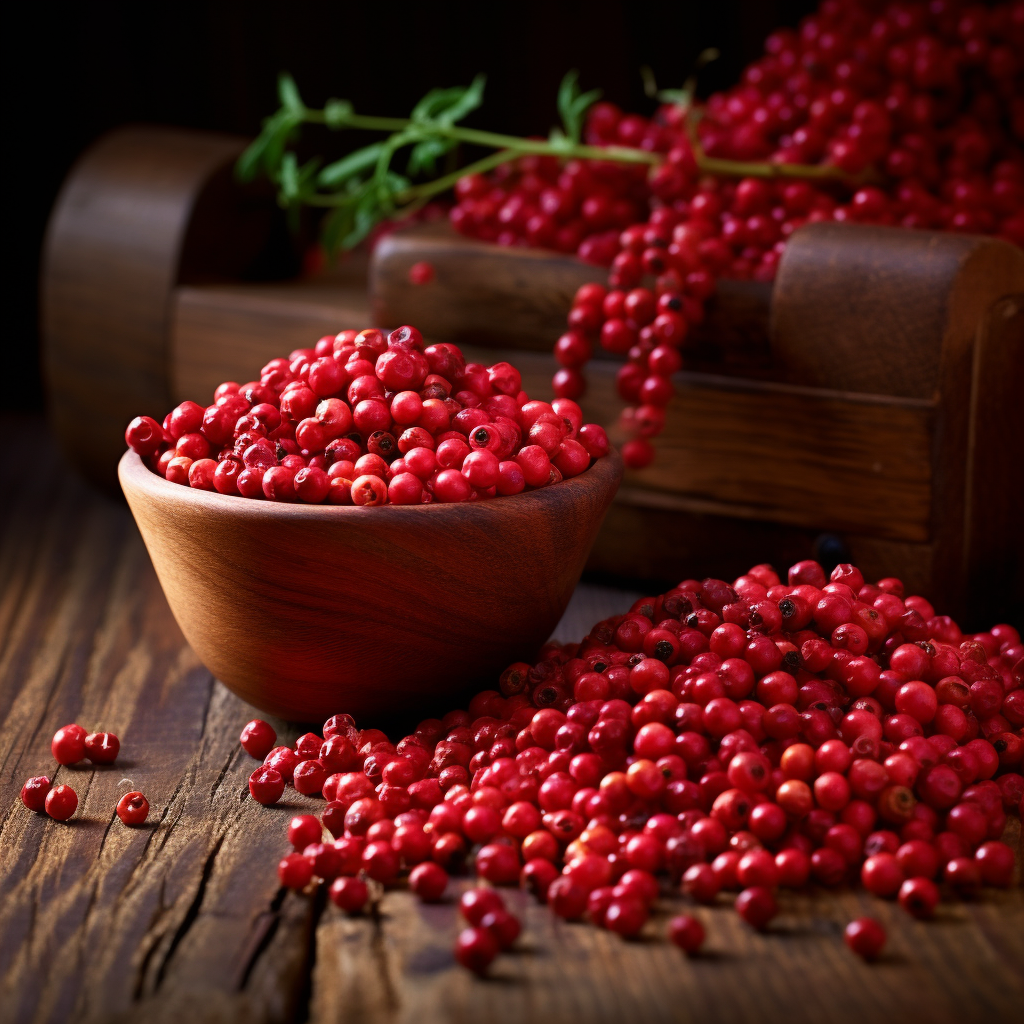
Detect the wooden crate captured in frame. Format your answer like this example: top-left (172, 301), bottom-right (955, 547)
top-left (41, 127), bottom-right (1024, 626)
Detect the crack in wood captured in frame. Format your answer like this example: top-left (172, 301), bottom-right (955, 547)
top-left (154, 833), bottom-right (225, 990)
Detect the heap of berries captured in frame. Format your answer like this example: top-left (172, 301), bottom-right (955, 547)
top-left (240, 558), bottom-right (1022, 973)
top-left (125, 325), bottom-right (609, 503)
top-left (19, 725), bottom-right (149, 826)
top-left (448, 0), bottom-right (1024, 468)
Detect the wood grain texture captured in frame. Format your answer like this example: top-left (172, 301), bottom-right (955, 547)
top-left (118, 450), bottom-right (623, 722)
top-left (171, 282), bottom-right (371, 405)
top-left (369, 221), bottom-right (774, 361)
top-left (40, 127), bottom-right (252, 489)
top-left (2, 415), bottom-right (1023, 1024)
top-left (770, 222), bottom-right (1024, 399)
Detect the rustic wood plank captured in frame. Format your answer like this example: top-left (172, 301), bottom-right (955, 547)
top-left (306, 843), bottom-right (1022, 1024)
top-left (0, 415), bottom-right (316, 1024)
top-left (2, 413), bottom-right (1022, 1024)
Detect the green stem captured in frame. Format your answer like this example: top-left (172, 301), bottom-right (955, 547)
top-left (303, 148), bottom-right (523, 208)
top-left (401, 149), bottom-right (522, 201)
top-left (305, 109), bottom-right (660, 165)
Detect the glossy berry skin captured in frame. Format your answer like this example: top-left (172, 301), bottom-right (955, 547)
top-left (604, 897), bottom-right (648, 938)
top-left (547, 876), bottom-right (589, 919)
top-left (248, 766), bottom-right (285, 806)
top-left (44, 784), bottom-right (78, 821)
top-left (409, 862), bottom-right (449, 902)
top-left (85, 732), bottom-right (120, 764)
top-left (480, 908), bottom-right (522, 949)
top-left (21, 776), bottom-right (51, 813)
top-left (460, 887), bottom-right (505, 925)
top-left (735, 887), bottom-right (777, 931)
top-left (668, 914), bottom-right (705, 954)
top-left (861, 854), bottom-right (904, 898)
top-left (293, 759), bottom-right (328, 796)
top-left (288, 814), bottom-right (323, 851)
top-left (454, 926), bottom-right (499, 975)
top-left (327, 876), bottom-right (367, 913)
top-left (278, 852), bottom-right (313, 890)
top-left (240, 720), bottom-right (277, 760)
top-left (51, 724), bottom-right (87, 766)
top-left (944, 857), bottom-right (982, 898)
top-left (116, 791), bottom-right (150, 826)
top-left (898, 877), bottom-right (939, 919)
top-left (844, 918), bottom-right (886, 960)
top-left (974, 841), bottom-right (1015, 887)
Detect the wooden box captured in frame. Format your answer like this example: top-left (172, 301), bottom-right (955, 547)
top-left (42, 127), bottom-right (1024, 626)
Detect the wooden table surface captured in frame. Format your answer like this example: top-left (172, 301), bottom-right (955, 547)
top-left (2, 413), bottom-right (1022, 1024)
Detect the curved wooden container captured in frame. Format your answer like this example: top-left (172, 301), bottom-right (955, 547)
top-left (118, 450), bottom-right (623, 722)
top-left (41, 126), bottom-right (252, 487)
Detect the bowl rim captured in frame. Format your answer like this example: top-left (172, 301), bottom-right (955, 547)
top-left (119, 447), bottom-right (623, 519)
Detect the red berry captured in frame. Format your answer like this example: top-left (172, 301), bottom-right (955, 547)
top-left (84, 731), bottom-right (120, 764)
top-left (278, 852), bottom-right (314, 890)
top-left (288, 814), bottom-right (323, 851)
top-left (480, 908), bottom-right (522, 949)
top-left (460, 887), bottom-right (505, 925)
top-left (329, 875), bottom-right (369, 912)
top-left (44, 784), bottom-right (78, 821)
top-left (51, 724), bottom-right (86, 765)
top-left (249, 766), bottom-right (285, 806)
top-left (116, 791), bottom-right (149, 826)
top-left (240, 719), bottom-right (277, 760)
top-left (20, 776), bottom-right (51, 813)
top-left (974, 841), bottom-right (1015, 887)
top-left (409, 862), bottom-right (449, 902)
top-left (668, 914), bottom-right (705, 954)
top-left (844, 918), bottom-right (886, 960)
top-left (898, 877), bottom-right (939, 919)
top-left (454, 926), bottom-right (499, 975)
top-left (604, 897), bottom-right (648, 938)
top-left (735, 886), bottom-right (777, 930)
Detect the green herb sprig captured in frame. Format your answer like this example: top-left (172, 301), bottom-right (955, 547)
top-left (237, 71), bottom-right (655, 252)
top-left (239, 68), bottom-right (871, 254)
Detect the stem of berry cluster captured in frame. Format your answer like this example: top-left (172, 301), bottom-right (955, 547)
top-left (301, 105), bottom-right (868, 196)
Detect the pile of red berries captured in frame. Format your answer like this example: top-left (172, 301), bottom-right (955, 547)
top-left (125, 325), bottom-right (609, 504)
top-left (19, 725), bottom-right (149, 826)
top-left (240, 558), bottom-right (1022, 972)
top-left (448, 0), bottom-right (1024, 468)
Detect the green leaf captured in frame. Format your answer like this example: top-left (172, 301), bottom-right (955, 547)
top-left (277, 73), bottom-right (305, 116)
top-left (410, 74), bottom-right (486, 126)
top-left (324, 98), bottom-right (354, 128)
top-left (279, 152), bottom-right (299, 201)
top-left (557, 70), bottom-right (601, 144)
top-left (318, 143), bottom-right (386, 188)
top-left (436, 73), bottom-right (486, 125)
top-left (407, 136), bottom-right (456, 176)
top-left (236, 107), bottom-right (302, 183)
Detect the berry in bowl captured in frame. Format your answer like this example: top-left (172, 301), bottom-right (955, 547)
top-left (119, 325), bottom-right (621, 721)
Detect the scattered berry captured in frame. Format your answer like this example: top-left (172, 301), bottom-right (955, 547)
top-left (116, 791), bottom-right (149, 826)
top-left (44, 784), bottom-right (78, 821)
top-left (844, 918), bottom-right (887, 961)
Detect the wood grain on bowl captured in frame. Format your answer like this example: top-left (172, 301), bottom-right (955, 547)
top-left (119, 450), bottom-right (622, 721)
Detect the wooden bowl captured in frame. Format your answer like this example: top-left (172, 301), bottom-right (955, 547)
top-left (119, 450), bottom-right (622, 722)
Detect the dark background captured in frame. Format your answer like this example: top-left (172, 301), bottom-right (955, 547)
top-left (8, 0), bottom-right (818, 414)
